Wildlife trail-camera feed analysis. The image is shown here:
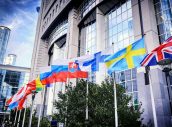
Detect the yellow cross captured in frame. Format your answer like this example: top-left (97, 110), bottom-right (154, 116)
top-left (106, 45), bottom-right (146, 69)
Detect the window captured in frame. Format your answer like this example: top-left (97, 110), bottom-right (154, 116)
top-left (115, 68), bottom-right (138, 108)
top-left (154, 0), bottom-right (172, 43)
top-left (105, 0), bottom-right (134, 52)
top-left (80, 22), bottom-right (96, 82)
top-left (105, 0), bottom-right (138, 108)
top-left (85, 23), bottom-right (96, 54)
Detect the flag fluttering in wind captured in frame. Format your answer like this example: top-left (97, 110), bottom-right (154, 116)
top-left (68, 62), bottom-right (88, 78)
top-left (105, 38), bottom-right (146, 74)
top-left (76, 50), bottom-right (110, 72)
top-left (7, 85), bottom-right (27, 110)
top-left (141, 37), bottom-right (172, 66)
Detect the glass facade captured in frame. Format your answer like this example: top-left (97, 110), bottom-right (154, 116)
top-left (0, 26), bottom-right (10, 64)
top-left (115, 68), bottom-right (138, 108)
top-left (105, 0), bottom-right (138, 107)
top-left (0, 69), bottom-right (29, 112)
top-left (80, 22), bottom-right (96, 82)
top-left (105, 0), bottom-right (134, 52)
top-left (154, 0), bottom-right (172, 43)
top-left (85, 23), bottom-right (96, 55)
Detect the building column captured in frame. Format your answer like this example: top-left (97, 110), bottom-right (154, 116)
top-left (132, 0), bottom-right (171, 126)
top-left (95, 7), bottom-right (106, 84)
top-left (65, 8), bottom-right (79, 59)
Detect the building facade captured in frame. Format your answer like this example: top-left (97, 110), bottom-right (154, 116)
top-left (3, 54), bottom-right (17, 66)
top-left (0, 26), bottom-right (10, 64)
top-left (0, 64), bottom-right (30, 115)
top-left (31, 0), bottom-right (172, 126)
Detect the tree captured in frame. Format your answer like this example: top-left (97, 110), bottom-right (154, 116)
top-left (53, 79), bottom-right (143, 127)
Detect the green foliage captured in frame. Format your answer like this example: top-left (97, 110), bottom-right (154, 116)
top-left (40, 117), bottom-right (51, 127)
top-left (53, 79), bottom-right (143, 127)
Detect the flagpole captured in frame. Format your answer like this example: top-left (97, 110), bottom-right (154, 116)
top-left (85, 79), bottom-right (89, 125)
top-left (14, 109), bottom-right (18, 126)
top-left (22, 108), bottom-right (26, 127)
top-left (28, 91), bottom-right (36, 127)
top-left (22, 99), bottom-right (27, 127)
top-left (111, 42), bottom-right (118, 127)
top-left (17, 109), bottom-right (22, 127)
top-left (147, 67), bottom-right (158, 127)
top-left (37, 88), bottom-right (45, 127)
top-left (112, 72), bottom-right (118, 127)
top-left (85, 51), bottom-right (89, 126)
top-left (65, 78), bottom-right (69, 127)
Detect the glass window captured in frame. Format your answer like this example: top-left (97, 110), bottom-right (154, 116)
top-left (126, 81), bottom-right (132, 92)
top-left (125, 70), bottom-right (131, 81)
top-left (133, 80), bottom-right (137, 91)
top-left (133, 92), bottom-right (138, 104)
top-left (80, 22), bottom-right (96, 82)
top-left (154, 0), bottom-right (172, 43)
top-left (105, 0), bottom-right (138, 107)
top-left (120, 71), bottom-right (125, 82)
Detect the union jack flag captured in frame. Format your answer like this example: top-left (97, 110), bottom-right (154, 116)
top-left (141, 36), bottom-right (172, 66)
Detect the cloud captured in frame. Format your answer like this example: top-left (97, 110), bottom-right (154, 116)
top-left (7, 41), bottom-right (34, 67)
top-left (5, 16), bottom-right (23, 30)
top-left (0, 0), bottom-right (40, 67)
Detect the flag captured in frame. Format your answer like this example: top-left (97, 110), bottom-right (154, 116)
top-left (17, 96), bottom-right (26, 110)
top-left (105, 38), bottom-right (146, 74)
top-left (36, 76), bottom-right (43, 91)
top-left (27, 78), bottom-right (44, 92)
top-left (76, 50), bottom-right (110, 72)
top-left (40, 65), bottom-right (68, 85)
top-left (141, 36), bottom-right (172, 66)
top-left (68, 62), bottom-right (88, 78)
top-left (7, 86), bottom-right (27, 109)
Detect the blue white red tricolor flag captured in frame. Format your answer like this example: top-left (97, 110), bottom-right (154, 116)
top-left (141, 36), bottom-right (172, 66)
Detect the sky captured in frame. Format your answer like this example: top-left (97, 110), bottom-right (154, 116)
top-left (0, 0), bottom-right (41, 67)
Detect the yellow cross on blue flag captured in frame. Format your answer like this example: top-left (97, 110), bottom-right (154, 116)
top-left (104, 38), bottom-right (146, 74)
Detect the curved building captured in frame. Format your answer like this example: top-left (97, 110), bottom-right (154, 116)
top-left (0, 26), bottom-right (10, 64)
top-left (31, 0), bottom-right (172, 126)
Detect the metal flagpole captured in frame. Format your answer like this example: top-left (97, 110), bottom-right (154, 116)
top-left (28, 91), bottom-right (36, 127)
top-left (85, 80), bottom-right (89, 126)
top-left (112, 72), bottom-right (118, 127)
top-left (111, 41), bottom-right (118, 127)
top-left (85, 51), bottom-right (89, 126)
top-left (147, 67), bottom-right (158, 127)
top-left (22, 99), bottom-right (27, 127)
top-left (14, 109), bottom-right (18, 126)
top-left (22, 108), bottom-right (26, 127)
top-left (65, 78), bottom-right (69, 127)
top-left (37, 88), bottom-right (45, 127)
top-left (17, 110), bottom-right (22, 127)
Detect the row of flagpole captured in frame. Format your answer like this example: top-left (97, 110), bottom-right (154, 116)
top-left (12, 102), bottom-right (27, 127)
top-left (7, 51), bottom-right (158, 127)
top-left (7, 41), bottom-right (160, 127)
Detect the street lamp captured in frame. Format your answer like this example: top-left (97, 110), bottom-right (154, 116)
top-left (158, 58), bottom-right (172, 114)
top-left (158, 58), bottom-right (172, 72)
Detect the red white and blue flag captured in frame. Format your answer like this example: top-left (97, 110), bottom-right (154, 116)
top-left (68, 62), bottom-right (88, 78)
top-left (141, 37), bottom-right (172, 66)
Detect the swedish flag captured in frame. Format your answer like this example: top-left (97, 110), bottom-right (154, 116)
top-left (104, 38), bottom-right (146, 74)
